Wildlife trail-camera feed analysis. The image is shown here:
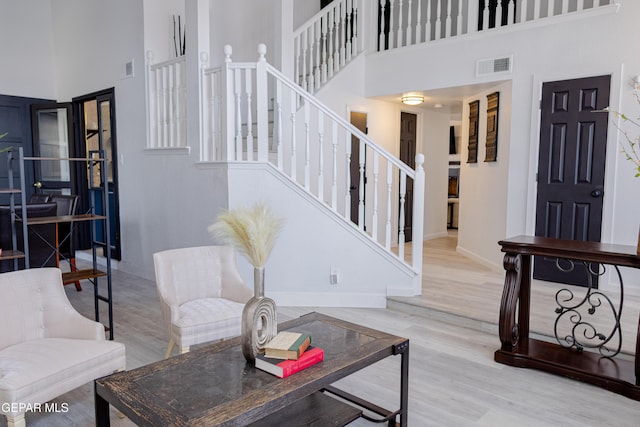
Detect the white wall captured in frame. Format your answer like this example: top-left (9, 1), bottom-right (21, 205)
top-left (0, 0), bottom-right (56, 99)
top-left (363, 2), bottom-right (640, 272)
top-left (458, 82), bottom-right (511, 267)
top-left (226, 163), bottom-right (416, 307)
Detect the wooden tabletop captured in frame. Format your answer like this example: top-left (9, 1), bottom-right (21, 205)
top-left (95, 312), bottom-right (408, 426)
top-left (498, 235), bottom-right (640, 268)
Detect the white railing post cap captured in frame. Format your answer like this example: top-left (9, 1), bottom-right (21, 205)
top-left (258, 44), bottom-right (267, 61)
top-left (146, 50), bottom-right (153, 62)
top-left (224, 45), bottom-right (232, 62)
top-left (415, 153), bottom-right (425, 165)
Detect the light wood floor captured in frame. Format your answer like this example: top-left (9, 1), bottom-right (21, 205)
top-left (3, 234), bottom-right (640, 426)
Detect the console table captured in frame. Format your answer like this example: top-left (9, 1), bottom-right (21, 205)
top-left (95, 312), bottom-right (409, 426)
top-left (496, 235), bottom-right (640, 400)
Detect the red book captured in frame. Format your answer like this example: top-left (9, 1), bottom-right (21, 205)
top-left (255, 347), bottom-right (324, 378)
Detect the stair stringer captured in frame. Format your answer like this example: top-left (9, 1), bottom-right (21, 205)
top-left (226, 161), bottom-right (420, 308)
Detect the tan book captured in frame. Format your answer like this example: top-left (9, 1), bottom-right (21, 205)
top-left (264, 331), bottom-right (312, 360)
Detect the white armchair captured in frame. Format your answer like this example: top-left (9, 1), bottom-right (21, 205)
top-left (0, 268), bottom-right (125, 427)
top-left (153, 245), bottom-right (252, 358)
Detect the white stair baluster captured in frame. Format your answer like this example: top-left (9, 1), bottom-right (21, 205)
top-left (333, 6), bottom-right (341, 73)
top-left (385, 162), bottom-right (393, 249)
top-left (314, 21), bottom-right (321, 92)
top-left (496, 0), bottom-right (503, 28)
top-left (290, 91), bottom-right (297, 182)
top-left (372, 152), bottom-right (379, 241)
top-left (577, 0), bottom-right (585, 12)
top-left (547, 0), bottom-right (553, 18)
top-left (332, 122), bottom-right (339, 210)
top-left (435, 0), bottom-right (442, 39)
top-left (339, 2), bottom-right (346, 67)
top-left (351, 0), bottom-right (359, 57)
top-left (318, 111), bottom-right (324, 201)
top-left (397, 0), bottom-right (404, 47)
top-left (321, 14), bottom-right (328, 83)
top-left (445, 0), bottom-right (452, 37)
top-left (304, 102), bottom-right (310, 190)
top-left (389, 0), bottom-right (396, 48)
top-left (508, 0), bottom-right (515, 25)
top-left (379, 0), bottom-right (387, 50)
top-left (482, 0), bottom-right (490, 29)
top-left (301, 29), bottom-right (308, 92)
top-left (415, 0), bottom-right (422, 43)
top-left (345, 127), bottom-right (352, 219)
top-left (346, 0), bottom-right (353, 62)
top-left (275, 80), bottom-right (283, 170)
top-left (520, 0), bottom-right (528, 23)
top-left (234, 68), bottom-right (242, 160)
top-left (406, 0), bottom-right (413, 45)
top-left (535, 0), bottom-right (542, 19)
top-left (562, 0), bottom-right (569, 15)
top-left (358, 139), bottom-right (365, 230)
top-left (245, 68), bottom-right (253, 160)
top-left (456, 0), bottom-right (463, 35)
top-left (425, 0), bottom-right (432, 42)
top-left (398, 171), bottom-right (407, 259)
top-left (294, 36), bottom-right (301, 87)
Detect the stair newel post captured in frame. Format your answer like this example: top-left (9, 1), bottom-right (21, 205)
top-left (222, 45), bottom-right (236, 161)
top-left (256, 44), bottom-right (269, 162)
top-left (411, 153), bottom-right (425, 282)
top-left (145, 50), bottom-right (154, 149)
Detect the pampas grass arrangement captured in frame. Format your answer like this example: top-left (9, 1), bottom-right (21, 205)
top-left (208, 203), bottom-right (284, 268)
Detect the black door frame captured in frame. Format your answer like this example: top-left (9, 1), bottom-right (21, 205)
top-left (72, 88), bottom-right (122, 260)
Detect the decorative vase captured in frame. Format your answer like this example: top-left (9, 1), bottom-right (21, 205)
top-left (241, 267), bottom-right (277, 363)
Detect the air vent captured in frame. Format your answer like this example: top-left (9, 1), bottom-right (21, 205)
top-left (476, 55), bottom-right (513, 77)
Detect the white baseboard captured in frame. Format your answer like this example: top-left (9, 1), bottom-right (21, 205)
top-left (456, 245), bottom-right (502, 272)
top-left (75, 250), bottom-right (120, 270)
top-left (270, 292), bottom-right (387, 308)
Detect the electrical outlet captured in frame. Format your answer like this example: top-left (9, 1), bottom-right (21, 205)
top-left (330, 268), bottom-right (339, 285)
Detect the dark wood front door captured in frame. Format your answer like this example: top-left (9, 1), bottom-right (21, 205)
top-left (534, 75), bottom-right (611, 286)
top-left (400, 112), bottom-right (416, 242)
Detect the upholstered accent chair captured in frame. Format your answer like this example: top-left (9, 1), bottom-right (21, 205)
top-left (0, 268), bottom-right (126, 427)
top-left (153, 246), bottom-right (252, 358)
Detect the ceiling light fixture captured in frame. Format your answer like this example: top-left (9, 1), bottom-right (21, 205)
top-left (401, 95), bottom-right (424, 106)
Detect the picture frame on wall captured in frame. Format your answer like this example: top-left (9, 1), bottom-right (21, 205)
top-left (485, 92), bottom-right (499, 162)
top-left (467, 100), bottom-right (479, 163)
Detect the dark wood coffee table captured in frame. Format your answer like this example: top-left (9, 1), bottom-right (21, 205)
top-left (95, 312), bottom-right (409, 426)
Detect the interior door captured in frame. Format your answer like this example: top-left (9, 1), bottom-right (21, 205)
top-left (350, 112), bottom-right (367, 227)
top-left (534, 75), bottom-right (610, 286)
top-left (0, 95), bottom-right (52, 203)
top-left (74, 89), bottom-right (121, 260)
top-left (399, 112), bottom-right (416, 242)
top-left (31, 103), bottom-right (74, 195)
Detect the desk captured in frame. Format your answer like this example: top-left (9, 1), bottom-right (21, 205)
top-left (24, 213), bottom-right (105, 268)
top-left (95, 312), bottom-right (409, 426)
top-left (496, 235), bottom-right (640, 400)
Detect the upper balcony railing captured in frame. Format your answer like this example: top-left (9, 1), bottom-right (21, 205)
top-left (376, 0), bottom-right (617, 51)
top-left (294, 0), bottom-right (364, 94)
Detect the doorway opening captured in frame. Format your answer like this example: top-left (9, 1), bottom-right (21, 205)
top-left (73, 89), bottom-right (122, 260)
top-left (349, 111), bottom-right (367, 228)
top-left (399, 112), bottom-right (416, 242)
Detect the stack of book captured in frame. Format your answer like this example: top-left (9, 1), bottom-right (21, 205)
top-left (255, 331), bottom-right (324, 378)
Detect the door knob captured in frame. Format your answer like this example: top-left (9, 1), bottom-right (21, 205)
top-left (590, 188), bottom-right (603, 198)
top-left (34, 181), bottom-right (42, 189)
